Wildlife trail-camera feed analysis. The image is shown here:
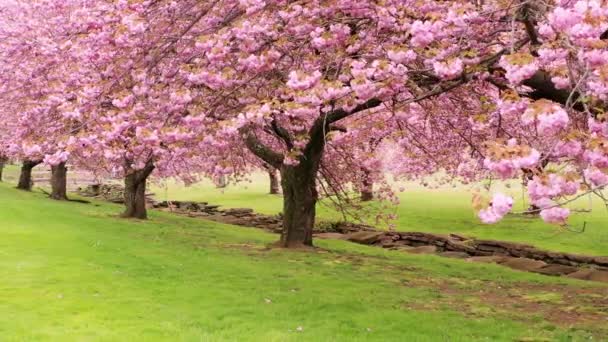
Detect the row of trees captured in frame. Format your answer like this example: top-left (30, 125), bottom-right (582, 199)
top-left (1, 0), bottom-right (607, 247)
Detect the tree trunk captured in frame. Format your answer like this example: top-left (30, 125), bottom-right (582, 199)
top-left (0, 157), bottom-right (5, 182)
top-left (279, 165), bottom-right (318, 247)
top-left (268, 168), bottom-right (280, 194)
top-left (217, 175), bottom-right (227, 188)
top-left (361, 171), bottom-right (373, 202)
top-left (17, 160), bottom-right (41, 191)
top-left (50, 162), bottom-right (68, 200)
top-left (122, 163), bottom-right (155, 219)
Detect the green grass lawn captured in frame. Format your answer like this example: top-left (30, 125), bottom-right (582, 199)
top-left (4, 163), bottom-right (608, 255)
top-left (1, 182), bottom-right (607, 341)
top-left (152, 175), bottom-right (608, 257)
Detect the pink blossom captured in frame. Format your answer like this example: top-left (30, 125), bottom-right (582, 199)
top-left (433, 58), bottom-right (463, 80)
top-left (588, 118), bottom-right (608, 137)
top-left (410, 20), bottom-right (435, 47)
top-left (584, 168), bottom-right (608, 187)
top-left (239, 0), bottom-right (265, 14)
top-left (286, 70), bottom-right (322, 91)
top-left (522, 101), bottom-right (569, 135)
top-left (478, 193), bottom-right (513, 224)
top-left (584, 149), bottom-right (608, 168)
top-left (43, 150), bottom-right (70, 166)
top-left (548, 7), bottom-right (582, 31)
top-left (499, 55), bottom-right (539, 85)
top-left (483, 148), bottom-right (540, 179)
top-left (540, 207), bottom-right (570, 225)
top-left (387, 49), bottom-right (416, 64)
top-left (553, 140), bottom-right (582, 158)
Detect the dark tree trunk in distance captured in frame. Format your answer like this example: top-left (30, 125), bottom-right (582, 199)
top-left (0, 156), bottom-right (6, 182)
top-left (17, 160), bottom-right (41, 191)
top-left (268, 167), bottom-right (280, 194)
top-left (122, 162), bottom-right (155, 219)
top-left (217, 175), bottom-right (227, 188)
top-left (361, 170), bottom-right (373, 202)
top-left (50, 162), bottom-right (68, 200)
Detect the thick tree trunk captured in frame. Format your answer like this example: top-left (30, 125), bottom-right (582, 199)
top-left (123, 171), bottom-right (149, 219)
top-left (268, 168), bottom-right (280, 194)
top-left (50, 162), bottom-right (68, 200)
top-left (122, 163), bottom-right (155, 219)
top-left (17, 160), bottom-right (41, 191)
top-left (279, 165), bottom-right (318, 247)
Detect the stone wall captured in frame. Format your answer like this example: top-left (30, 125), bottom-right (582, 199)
top-left (77, 184), bottom-right (155, 204)
top-left (342, 230), bottom-right (608, 282)
top-left (71, 192), bottom-right (608, 283)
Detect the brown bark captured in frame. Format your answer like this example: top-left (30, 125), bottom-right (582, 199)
top-left (216, 175), bottom-right (227, 188)
top-left (268, 167), bottom-right (280, 194)
top-left (278, 119), bottom-right (325, 248)
top-left (0, 156), bottom-right (6, 182)
top-left (17, 160), bottom-right (41, 191)
top-left (361, 170), bottom-right (373, 202)
top-left (279, 164), bottom-right (318, 247)
top-left (243, 100), bottom-right (382, 248)
top-left (122, 162), bottom-right (155, 219)
top-left (50, 162), bottom-right (68, 200)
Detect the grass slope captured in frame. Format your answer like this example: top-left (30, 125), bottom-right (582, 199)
top-left (0, 182), bottom-right (607, 341)
top-left (153, 175), bottom-right (608, 256)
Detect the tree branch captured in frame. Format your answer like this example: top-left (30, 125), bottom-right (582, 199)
top-left (240, 127), bottom-right (284, 168)
top-left (270, 117), bottom-right (294, 149)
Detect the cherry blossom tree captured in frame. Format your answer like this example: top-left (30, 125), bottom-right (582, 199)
top-left (181, 0), bottom-right (608, 246)
top-left (2, 0), bottom-right (608, 248)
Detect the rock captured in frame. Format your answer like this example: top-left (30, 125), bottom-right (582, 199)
top-left (500, 257), bottom-right (547, 272)
top-left (445, 240), bottom-right (477, 253)
top-left (225, 208), bottom-right (254, 214)
top-left (437, 251), bottom-right (470, 259)
top-left (379, 239), bottom-right (397, 248)
top-left (564, 268), bottom-right (608, 282)
top-left (449, 233), bottom-right (469, 241)
top-left (466, 255), bottom-right (507, 264)
top-left (566, 269), bottom-right (594, 280)
top-left (406, 245), bottom-right (438, 254)
top-left (534, 264), bottom-right (579, 276)
top-left (346, 231), bottom-right (384, 245)
top-left (588, 270), bottom-right (608, 283)
top-left (592, 256), bottom-right (608, 267)
top-left (314, 233), bottom-right (346, 240)
top-left (564, 254), bottom-right (594, 264)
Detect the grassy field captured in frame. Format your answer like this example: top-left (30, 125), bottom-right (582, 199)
top-left (6, 166), bottom-right (608, 255)
top-left (151, 174), bottom-right (608, 257)
top-left (3, 163), bottom-right (608, 256)
top-left (1, 182), bottom-right (608, 340)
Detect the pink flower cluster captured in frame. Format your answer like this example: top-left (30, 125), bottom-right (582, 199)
top-left (528, 174), bottom-right (579, 202)
top-left (584, 168), bottom-right (608, 187)
top-left (387, 49), bottom-right (417, 65)
top-left (433, 58), bottom-right (463, 80)
top-left (484, 140), bottom-right (540, 179)
top-left (540, 207), bottom-right (571, 225)
top-left (286, 70), bottom-right (323, 91)
top-left (522, 101), bottom-right (569, 135)
top-left (478, 193), bottom-right (513, 224)
top-left (43, 150), bottom-right (70, 166)
top-left (498, 55), bottom-right (538, 85)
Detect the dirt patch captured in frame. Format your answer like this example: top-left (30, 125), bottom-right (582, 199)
top-left (403, 277), bottom-right (608, 335)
